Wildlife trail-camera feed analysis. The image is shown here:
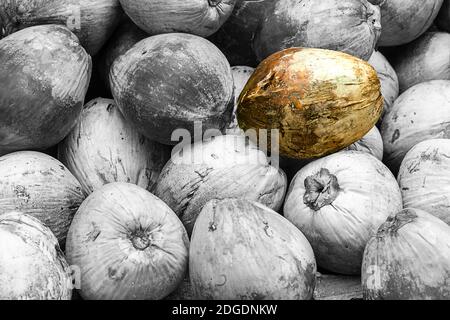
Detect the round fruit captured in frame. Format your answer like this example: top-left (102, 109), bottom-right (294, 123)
top-left (190, 198), bottom-right (316, 300)
top-left (66, 182), bottom-right (189, 300)
top-left (284, 151), bottom-right (402, 275)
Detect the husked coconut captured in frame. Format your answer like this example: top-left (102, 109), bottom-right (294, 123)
top-left (227, 66), bottom-right (255, 134)
top-left (368, 0), bottom-right (444, 46)
top-left (284, 151), bottom-right (402, 275)
top-left (368, 51), bottom-right (399, 118)
top-left (381, 80), bottom-right (450, 173)
top-left (110, 33), bottom-right (234, 145)
top-left (97, 19), bottom-right (147, 91)
top-left (58, 98), bottom-right (171, 195)
top-left (66, 182), bottom-right (189, 300)
top-left (190, 198), bottom-right (316, 300)
top-left (0, 0), bottom-right (123, 55)
top-left (119, 0), bottom-right (236, 37)
top-left (391, 32), bottom-right (450, 93)
top-left (253, 0), bottom-right (381, 62)
top-left (0, 212), bottom-right (72, 300)
top-left (208, 0), bottom-right (273, 66)
top-left (398, 139), bottom-right (450, 225)
top-left (0, 25), bottom-right (91, 155)
top-left (362, 208), bottom-right (450, 300)
top-left (154, 135), bottom-right (287, 235)
top-left (0, 151), bottom-right (85, 244)
top-left (437, 0), bottom-right (450, 31)
top-left (237, 48), bottom-right (383, 159)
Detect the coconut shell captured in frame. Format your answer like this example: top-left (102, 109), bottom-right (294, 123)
top-left (97, 19), bottom-right (147, 92)
top-left (253, 0), bottom-right (381, 62)
top-left (362, 208), bottom-right (450, 300)
top-left (344, 126), bottom-right (383, 161)
top-left (237, 47), bottom-right (383, 159)
top-left (208, 0), bottom-right (273, 67)
top-left (0, 212), bottom-right (72, 300)
top-left (284, 151), bottom-right (402, 275)
top-left (368, 51), bottom-right (399, 118)
top-left (391, 32), bottom-right (450, 93)
top-left (58, 98), bottom-right (171, 195)
top-left (381, 80), bottom-right (450, 174)
top-left (0, 25), bottom-right (91, 155)
top-left (119, 0), bottom-right (236, 37)
top-left (110, 33), bottom-right (234, 145)
top-left (369, 0), bottom-right (444, 46)
top-left (0, 151), bottom-right (85, 244)
top-left (190, 198), bottom-right (316, 300)
top-left (154, 135), bottom-right (287, 235)
top-left (437, 0), bottom-right (450, 31)
top-left (0, 0), bottom-right (123, 55)
top-left (66, 182), bottom-right (189, 300)
top-left (398, 139), bottom-right (450, 225)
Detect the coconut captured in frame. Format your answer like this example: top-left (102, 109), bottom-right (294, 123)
top-left (119, 0), bottom-right (236, 37)
top-left (0, 212), bottom-right (72, 300)
top-left (253, 0), bottom-right (381, 62)
top-left (226, 66), bottom-right (255, 134)
top-left (362, 208), bottom-right (450, 300)
top-left (369, 0), bottom-right (444, 46)
top-left (368, 51), bottom-right (399, 118)
top-left (283, 151), bottom-right (402, 275)
top-left (344, 126), bottom-right (383, 161)
top-left (237, 47), bottom-right (383, 159)
top-left (0, 151), bottom-right (85, 244)
top-left (110, 33), bottom-right (234, 145)
top-left (391, 32), bottom-right (450, 93)
top-left (190, 198), bottom-right (316, 300)
top-left (208, 0), bottom-right (273, 67)
top-left (0, 25), bottom-right (91, 155)
top-left (65, 182), bottom-right (189, 300)
top-left (97, 19), bottom-right (147, 92)
top-left (0, 0), bottom-right (123, 55)
top-left (381, 80), bottom-right (450, 174)
top-left (154, 135), bottom-right (287, 235)
top-left (58, 98), bottom-right (171, 195)
top-left (437, 0), bottom-right (450, 31)
top-left (398, 139), bottom-right (450, 225)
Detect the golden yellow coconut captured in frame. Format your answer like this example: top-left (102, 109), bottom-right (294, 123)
top-left (237, 47), bottom-right (383, 159)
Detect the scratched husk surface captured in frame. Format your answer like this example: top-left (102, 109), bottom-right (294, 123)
top-left (237, 47), bottom-right (383, 159)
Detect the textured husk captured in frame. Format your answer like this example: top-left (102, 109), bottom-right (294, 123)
top-left (381, 80), bottom-right (450, 174)
top-left (58, 98), bottom-right (171, 195)
top-left (154, 135), bottom-right (287, 236)
top-left (65, 182), bottom-right (189, 300)
top-left (227, 66), bottom-right (255, 133)
top-left (391, 32), bottom-right (450, 93)
top-left (0, 151), bottom-right (85, 245)
top-left (208, 0), bottom-right (273, 67)
top-left (398, 139), bottom-right (450, 225)
top-left (344, 126), bottom-right (383, 161)
top-left (110, 33), bottom-right (234, 145)
top-left (362, 208), bottom-right (450, 300)
top-left (253, 0), bottom-right (381, 62)
top-left (97, 19), bottom-right (147, 91)
top-left (237, 48), bottom-right (383, 159)
top-left (0, 25), bottom-right (91, 155)
top-left (0, 212), bottom-right (72, 300)
top-left (283, 151), bottom-right (402, 275)
top-left (0, 0), bottom-right (123, 55)
top-left (190, 198), bottom-right (316, 300)
top-left (368, 51), bottom-right (399, 118)
top-left (437, 0), bottom-right (450, 31)
top-left (369, 0), bottom-right (444, 46)
top-left (119, 0), bottom-right (236, 37)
